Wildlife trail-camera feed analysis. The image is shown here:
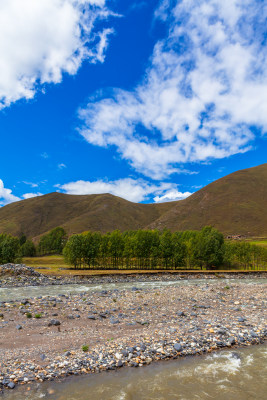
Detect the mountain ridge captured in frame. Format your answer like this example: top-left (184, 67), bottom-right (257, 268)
top-left (0, 163), bottom-right (266, 239)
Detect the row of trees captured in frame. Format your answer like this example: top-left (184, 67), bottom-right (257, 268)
top-left (63, 227), bottom-right (267, 270)
top-left (0, 227), bottom-right (67, 263)
top-left (1, 227), bottom-right (267, 270)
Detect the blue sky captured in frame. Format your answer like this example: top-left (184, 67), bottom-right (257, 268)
top-left (0, 0), bottom-right (266, 205)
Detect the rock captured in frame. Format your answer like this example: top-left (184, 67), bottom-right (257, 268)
top-left (173, 343), bottom-right (183, 352)
top-left (110, 318), bottom-right (120, 324)
top-left (48, 319), bottom-right (61, 326)
top-left (117, 360), bottom-right (123, 367)
top-left (7, 382), bottom-right (15, 389)
top-left (238, 317), bottom-right (246, 322)
top-left (16, 324), bottom-right (22, 330)
top-left (250, 330), bottom-right (258, 338)
top-left (88, 315), bottom-right (96, 320)
top-left (228, 337), bottom-right (236, 346)
top-left (177, 311), bottom-right (186, 317)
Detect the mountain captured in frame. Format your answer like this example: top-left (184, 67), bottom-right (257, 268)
top-left (0, 163), bottom-right (266, 239)
top-left (0, 192), bottom-right (174, 240)
top-left (148, 163), bottom-right (267, 236)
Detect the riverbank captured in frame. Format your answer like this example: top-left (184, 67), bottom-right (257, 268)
top-left (0, 270), bottom-right (266, 392)
top-left (1, 263), bottom-right (267, 288)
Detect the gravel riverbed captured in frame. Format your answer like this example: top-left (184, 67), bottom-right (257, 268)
top-left (0, 265), bottom-right (266, 393)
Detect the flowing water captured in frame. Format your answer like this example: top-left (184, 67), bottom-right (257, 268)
top-left (2, 345), bottom-right (266, 399)
top-left (0, 278), bottom-right (266, 302)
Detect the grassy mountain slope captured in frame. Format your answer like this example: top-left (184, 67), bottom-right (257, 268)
top-left (0, 192), bottom-right (174, 240)
top-left (0, 163), bottom-right (266, 239)
top-left (148, 163), bottom-right (267, 236)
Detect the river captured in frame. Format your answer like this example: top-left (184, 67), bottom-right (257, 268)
top-left (0, 277), bottom-right (266, 302)
top-left (2, 344), bottom-right (266, 399)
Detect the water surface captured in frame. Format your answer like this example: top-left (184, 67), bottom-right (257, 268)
top-left (0, 278), bottom-right (266, 302)
top-left (3, 345), bottom-right (266, 399)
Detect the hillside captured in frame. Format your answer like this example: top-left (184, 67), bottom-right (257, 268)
top-left (0, 163), bottom-right (266, 239)
top-left (0, 192), bottom-right (174, 240)
top-left (148, 163), bottom-right (267, 236)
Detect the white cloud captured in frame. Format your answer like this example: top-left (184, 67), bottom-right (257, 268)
top-left (58, 163), bottom-right (67, 169)
top-left (0, 180), bottom-right (44, 205)
top-left (79, 0), bottom-right (267, 179)
top-left (22, 181), bottom-right (39, 188)
top-left (57, 177), bottom-right (190, 203)
top-left (0, 0), bottom-right (115, 108)
top-left (154, 190), bottom-right (192, 203)
top-left (0, 179), bottom-right (20, 205)
top-left (41, 152), bottom-right (49, 159)
top-left (22, 192), bottom-right (43, 200)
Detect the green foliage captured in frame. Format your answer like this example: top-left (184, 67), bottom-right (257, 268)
top-left (63, 234), bottom-right (84, 268)
top-left (82, 345), bottom-right (89, 352)
top-left (26, 312), bottom-right (32, 318)
top-left (0, 234), bottom-right (21, 264)
top-left (19, 234), bottom-right (27, 246)
top-left (38, 227), bottom-right (67, 255)
top-left (21, 240), bottom-right (36, 257)
top-left (62, 227), bottom-right (267, 271)
top-left (34, 313), bottom-right (42, 318)
top-left (223, 241), bottom-right (267, 270)
top-left (194, 226), bottom-right (224, 269)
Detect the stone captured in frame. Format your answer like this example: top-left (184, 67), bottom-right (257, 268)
top-left (7, 382), bottom-right (15, 389)
top-left (173, 343), bottom-right (183, 352)
top-left (48, 319), bottom-right (61, 326)
top-left (228, 337), bottom-right (236, 346)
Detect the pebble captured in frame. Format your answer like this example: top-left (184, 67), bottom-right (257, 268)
top-left (0, 264), bottom-right (266, 393)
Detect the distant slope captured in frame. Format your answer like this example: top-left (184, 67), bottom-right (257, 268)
top-left (0, 192), bottom-right (174, 240)
top-left (148, 163), bottom-right (267, 236)
top-left (0, 163), bottom-right (266, 239)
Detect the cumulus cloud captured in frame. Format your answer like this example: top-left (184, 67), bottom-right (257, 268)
top-left (0, 0), bottom-right (115, 108)
top-left (79, 0), bottom-right (267, 179)
top-left (0, 179), bottom-right (20, 205)
top-left (0, 180), bottom-right (44, 205)
top-left (57, 178), bottom-right (190, 203)
top-left (154, 190), bottom-right (192, 203)
top-left (22, 192), bottom-right (43, 200)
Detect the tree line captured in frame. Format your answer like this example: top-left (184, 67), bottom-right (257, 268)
top-left (0, 227), bottom-right (66, 264)
top-left (0, 226), bottom-right (266, 270)
top-left (63, 227), bottom-right (267, 270)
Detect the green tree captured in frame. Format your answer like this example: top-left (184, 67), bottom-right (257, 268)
top-left (38, 227), bottom-right (67, 255)
top-left (194, 226), bottom-right (224, 269)
top-left (63, 234), bottom-right (84, 269)
top-left (108, 230), bottom-right (124, 268)
top-left (21, 240), bottom-right (36, 257)
top-left (0, 235), bottom-right (21, 263)
top-left (160, 230), bottom-right (174, 268)
top-left (82, 231), bottom-right (101, 268)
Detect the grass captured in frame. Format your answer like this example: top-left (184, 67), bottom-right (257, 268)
top-left (248, 239), bottom-right (267, 248)
top-left (22, 255), bottom-right (267, 276)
